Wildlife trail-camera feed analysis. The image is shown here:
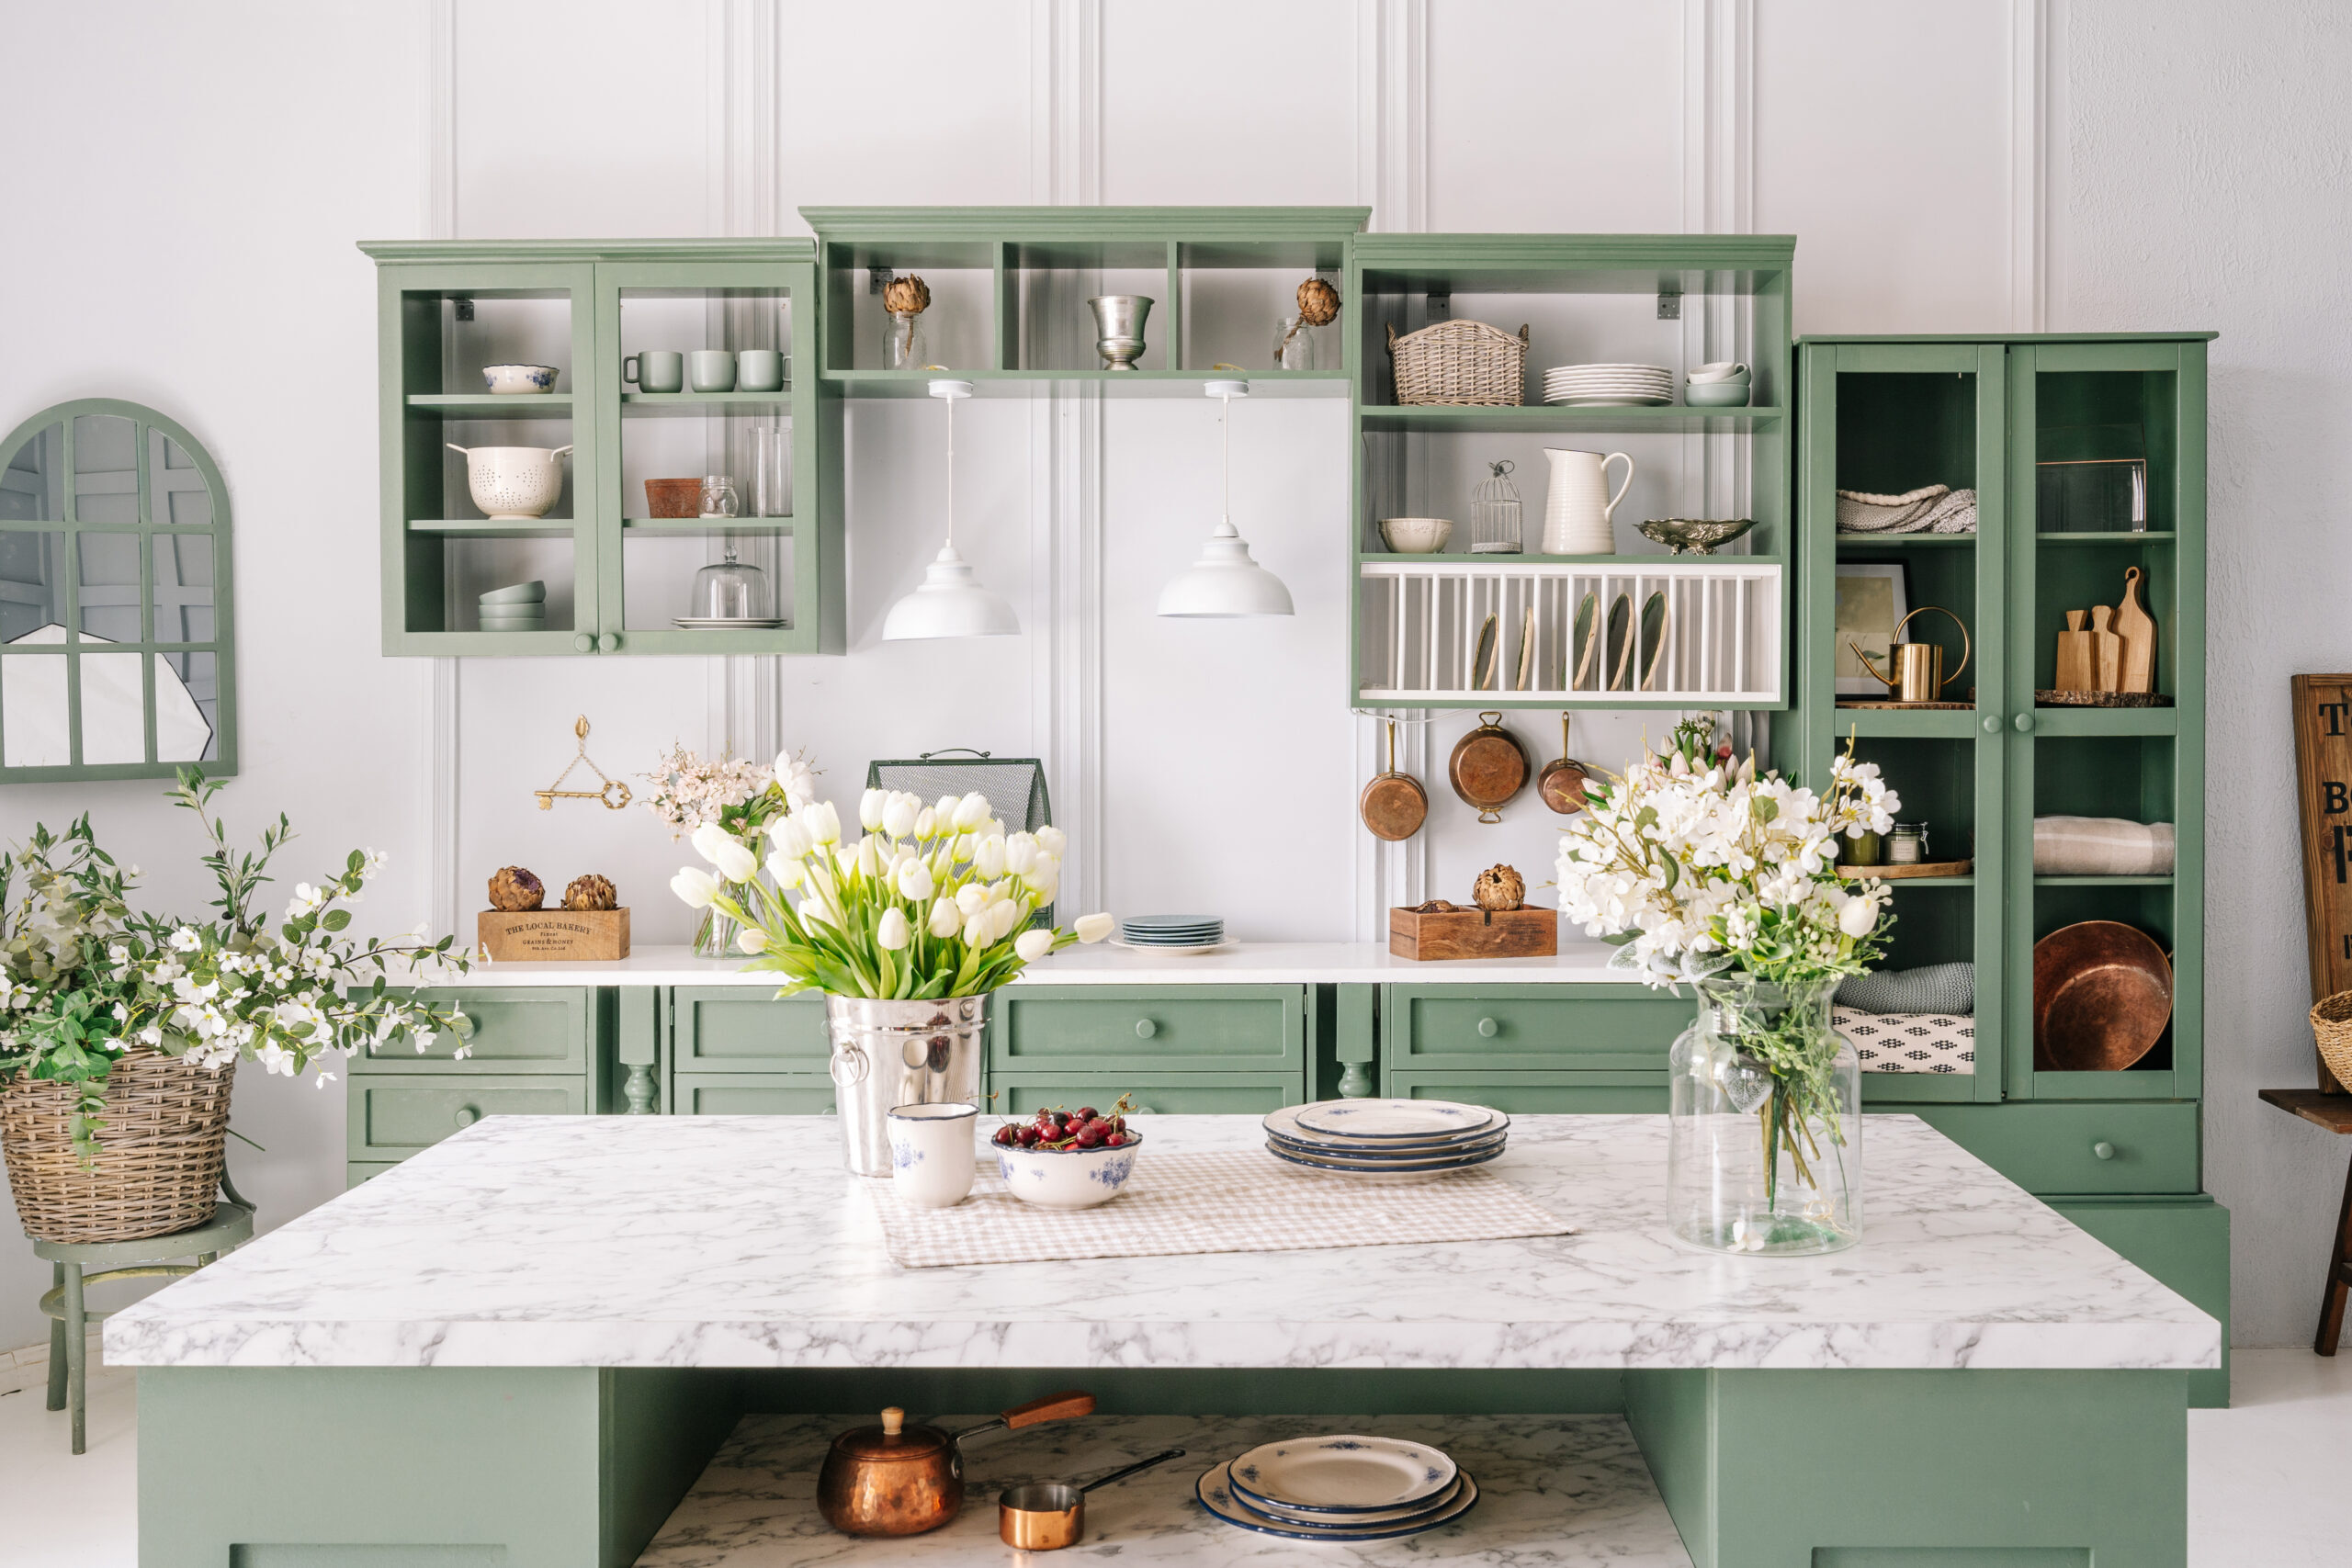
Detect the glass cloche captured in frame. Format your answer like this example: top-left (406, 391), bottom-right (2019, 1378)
top-left (684, 545), bottom-right (771, 622)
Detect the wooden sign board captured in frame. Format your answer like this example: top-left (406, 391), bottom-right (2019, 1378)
top-left (2290, 675), bottom-right (2352, 1091)
top-left (478, 908), bottom-right (630, 963)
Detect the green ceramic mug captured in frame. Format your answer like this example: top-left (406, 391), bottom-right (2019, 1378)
top-left (624, 350), bottom-right (684, 394)
top-left (688, 350), bottom-right (738, 393)
top-left (737, 349), bottom-right (786, 392)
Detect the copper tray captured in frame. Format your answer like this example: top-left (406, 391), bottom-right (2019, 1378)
top-left (2032, 920), bottom-right (2174, 1071)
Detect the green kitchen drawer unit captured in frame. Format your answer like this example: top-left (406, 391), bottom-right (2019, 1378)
top-left (990, 986), bottom-right (1307, 1077)
top-left (2053, 1193), bottom-right (2231, 1407)
top-left (345, 1162), bottom-right (399, 1188)
top-left (349, 987), bottom-right (600, 1074)
top-left (1906, 1101), bottom-right (2199, 1194)
top-left (347, 1074), bottom-right (590, 1162)
top-left (1383, 1070), bottom-right (1668, 1114)
top-left (991, 1076), bottom-right (1299, 1116)
top-left (1382, 985), bottom-right (1690, 1073)
top-left (670, 1072), bottom-right (838, 1115)
top-left (668, 987), bottom-right (830, 1071)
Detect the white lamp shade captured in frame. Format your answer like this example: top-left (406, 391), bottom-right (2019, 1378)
top-left (882, 540), bottom-right (1020, 640)
top-left (1156, 520), bottom-right (1295, 617)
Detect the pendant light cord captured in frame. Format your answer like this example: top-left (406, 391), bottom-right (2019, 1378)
top-left (944, 392), bottom-right (956, 547)
top-left (1219, 390), bottom-right (1231, 527)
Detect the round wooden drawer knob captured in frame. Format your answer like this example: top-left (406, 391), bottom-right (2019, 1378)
top-left (598, 632), bottom-right (622, 653)
top-left (1981, 714), bottom-right (2003, 734)
top-left (575, 633), bottom-right (596, 653)
top-left (2092, 1140), bottom-right (2116, 1160)
top-left (1477, 1017), bottom-right (1499, 1038)
top-left (1135, 1019), bottom-right (1157, 1039)
top-left (2013, 713), bottom-right (2035, 734)
top-left (454, 1105), bottom-right (481, 1129)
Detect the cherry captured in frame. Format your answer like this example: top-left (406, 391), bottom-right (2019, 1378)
top-left (1016, 1126), bottom-right (1040, 1147)
top-left (1074, 1123), bottom-right (1104, 1148)
top-left (1072, 1106), bottom-right (1099, 1122)
top-left (1103, 1131), bottom-right (1126, 1147)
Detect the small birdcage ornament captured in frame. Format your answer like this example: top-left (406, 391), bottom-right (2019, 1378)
top-left (1471, 459), bottom-right (1523, 554)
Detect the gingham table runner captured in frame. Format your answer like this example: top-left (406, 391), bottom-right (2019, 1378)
top-left (865, 1148), bottom-right (1573, 1269)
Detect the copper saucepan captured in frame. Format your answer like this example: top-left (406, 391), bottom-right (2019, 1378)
top-left (1538, 712), bottom-right (1590, 815)
top-left (1360, 716), bottom-right (1429, 840)
top-left (817, 1391), bottom-right (1096, 1537)
top-left (998, 1448), bottom-right (1188, 1551)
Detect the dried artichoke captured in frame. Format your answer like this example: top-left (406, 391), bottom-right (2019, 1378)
top-left (1472, 863), bottom-right (1525, 912)
top-left (488, 865), bottom-right (544, 911)
top-left (1295, 276), bottom-right (1340, 327)
top-left (882, 273), bottom-right (932, 316)
top-left (563, 874), bottom-right (618, 912)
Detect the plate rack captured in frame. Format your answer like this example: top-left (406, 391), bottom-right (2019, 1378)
top-left (1354, 558), bottom-right (1782, 707)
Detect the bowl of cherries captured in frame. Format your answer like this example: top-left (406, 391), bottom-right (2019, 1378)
top-left (991, 1096), bottom-right (1143, 1209)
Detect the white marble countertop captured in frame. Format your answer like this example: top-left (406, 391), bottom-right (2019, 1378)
top-left (393, 940), bottom-right (1626, 988)
top-left (107, 1113), bottom-right (2220, 1372)
top-left (639, 1413), bottom-right (1691, 1567)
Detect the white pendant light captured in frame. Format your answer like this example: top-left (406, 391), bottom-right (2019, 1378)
top-left (1157, 379), bottom-right (1295, 618)
top-left (883, 378), bottom-right (1020, 641)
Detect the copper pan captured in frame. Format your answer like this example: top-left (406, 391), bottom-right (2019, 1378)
top-left (1450, 711), bottom-right (1530, 825)
top-left (998, 1448), bottom-right (1186, 1551)
top-left (2032, 920), bottom-right (2173, 1071)
top-left (1360, 716), bottom-right (1428, 840)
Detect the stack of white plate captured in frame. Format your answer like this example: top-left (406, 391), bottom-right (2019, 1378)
top-left (1114, 915), bottom-right (1227, 953)
top-left (1261, 1098), bottom-right (1509, 1181)
top-left (1196, 1432), bottom-right (1478, 1542)
top-left (1542, 363), bottom-right (1674, 406)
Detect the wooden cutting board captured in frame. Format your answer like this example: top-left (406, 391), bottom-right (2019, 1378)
top-left (2115, 566), bottom-right (2156, 694)
top-left (2088, 605), bottom-right (2122, 691)
top-left (2054, 609), bottom-right (2094, 692)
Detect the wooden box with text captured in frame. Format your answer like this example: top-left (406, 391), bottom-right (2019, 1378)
top-left (2290, 673), bottom-right (2352, 1090)
top-left (477, 908), bottom-right (631, 963)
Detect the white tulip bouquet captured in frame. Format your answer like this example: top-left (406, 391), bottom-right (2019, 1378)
top-left (671, 785), bottom-right (1112, 999)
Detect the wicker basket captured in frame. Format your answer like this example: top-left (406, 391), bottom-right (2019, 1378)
top-left (1, 1052), bottom-right (235, 1243)
top-left (1387, 320), bottom-right (1529, 406)
top-left (2312, 993), bottom-right (2352, 1091)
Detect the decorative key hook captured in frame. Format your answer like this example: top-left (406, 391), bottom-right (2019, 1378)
top-left (535, 716), bottom-right (633, 811)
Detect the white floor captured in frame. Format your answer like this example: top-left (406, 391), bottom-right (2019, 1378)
top-left (0, 1350), bottom-right (2344, 1565)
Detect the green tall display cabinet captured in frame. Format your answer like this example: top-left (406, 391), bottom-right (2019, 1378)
top-left (363, 240), bottom-right (839, 656)
top-left (1791, 332), bottom-right (2224, 1401)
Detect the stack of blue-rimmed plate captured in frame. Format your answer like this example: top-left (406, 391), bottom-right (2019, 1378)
top-left (1196, 1432), bottom-right (1478, 1541)
top-left (1261, 1098), bottom-right (1508, 1181)
top-left (1114, 915), bottom-right (1226, 953)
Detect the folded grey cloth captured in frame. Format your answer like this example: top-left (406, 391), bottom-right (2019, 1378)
top-left (2033, 816), bottom-right (2175, 875)
top-left (1837, 962), bottom-right (1974, 1016)
top-left (1836, 484), bottom-right (1978, 535)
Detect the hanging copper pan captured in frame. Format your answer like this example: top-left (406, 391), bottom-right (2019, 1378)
top-left (1359, 717), bottom-right (1428, 841)
top-left (1450, 711), bottom-right (1530, 825)
top-left (1537, 713), bottom-right (1590, 815)
top-left (2032, 920), bottom-right (2173, 1071)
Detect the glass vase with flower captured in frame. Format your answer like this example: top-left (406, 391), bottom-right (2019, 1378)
top-left (1555, 716), bottom-right (1900, 1256)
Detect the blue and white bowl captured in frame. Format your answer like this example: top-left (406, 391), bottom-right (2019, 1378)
top-left (482, 363), bottom-right (560, 395)
top-left (995, 1129), bottom-right (1144, 1209)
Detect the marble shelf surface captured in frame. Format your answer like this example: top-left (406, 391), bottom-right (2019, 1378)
top-left (106, 1113), bottom-right (2220, 1372)
top-left (393, 939), bottom-right (1626, 988)
top-left (637, 1412), bottom-right (1693, 1568)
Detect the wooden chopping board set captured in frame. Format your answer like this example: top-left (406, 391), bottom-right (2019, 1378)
top-left (2050, 567), bottom-right (2156, 699)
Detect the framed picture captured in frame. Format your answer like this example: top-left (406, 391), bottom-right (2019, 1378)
top-left (1834, 562), bottom-right (1909, 695)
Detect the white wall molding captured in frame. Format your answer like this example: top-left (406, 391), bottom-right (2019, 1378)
top-left (424, 0), bottom-right (460, 941)
top-left (1680, 0), bottom-right (1754, 522)
top-left (2007, 0), bottom-right (2050, 332)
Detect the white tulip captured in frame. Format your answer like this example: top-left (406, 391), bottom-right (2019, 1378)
top-left (954, 791), bottom-right (992, 830)
top-left (736, 928), bottom-right (769, 954)
top-left (765, 850), bottom-right (806, 889)
top-left (1838, 895), bottom-right (1878, 939)
top-left (955, 883), bottom-right (990, 918)
top-left (911, 807), bottom-right (938, 839)
top-left (803, 799), bottom-right (842, 845)
top-left (898, 860), bottom-right (935, 902)
top-left (1074, 912), bottom-right (1114, 943)
top-left (1014, 928), bottom-right (1054, 962)
top-left (962, 911), bottom-right (991, 947)
top-left (1022, 852), bottom-right (1059, 894)
top-left (876, 907), bottom-right (911, 951)
top-left (856, 836), bottom-right (885, 877)
top-left (767, 815), bottom-right (812, 859)
top-left (711, 839), bottom-right (758, 884)
top-left (935, 793), bottom-right (962, 819)
top-left (859, 788), bottom-right (888, 832)
top-left (975, 835), bottom-right (1007, 879)
top-left (928, 897), bottom-right (962, 939)
top-left (1004, 834), bottom-right (1039, 875)
top-left (691, 821), bottom-right (737, 867)
top-left (1036, 825), bottom-right (1068, 857)
top-left (670, 866), bottom-right (719, 909)
top-left (882, 794), bottom-right (920, 839)
top-left (989, 897), bottom-right (1023, 942)
top-left (1029, 871), bottom-right (1059, 906)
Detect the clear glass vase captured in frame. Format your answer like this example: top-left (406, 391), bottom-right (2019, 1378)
top-left (1273, 312), bottom-right (1317, 370)
top-left (1668, 972), bottom-right (1861, 1255)
top-left (886, 310), bottom-right (928, 371)
top-left (693, 908), bottom-right (738, 958)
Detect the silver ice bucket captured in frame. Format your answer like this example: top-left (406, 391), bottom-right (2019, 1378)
top-left (823, 994), bottom-right (987, 1175)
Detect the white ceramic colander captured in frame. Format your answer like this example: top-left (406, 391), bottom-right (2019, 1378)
top-left (447, 443), bottom-right (571, 520)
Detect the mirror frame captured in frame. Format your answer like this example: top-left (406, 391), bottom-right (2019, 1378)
top-left (0, 397), bottom-right (237, 781)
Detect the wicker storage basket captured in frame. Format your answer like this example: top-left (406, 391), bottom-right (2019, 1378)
top-left (1387, 319), bottom-right (1529, 406)
top-left (1, 1052), bottom-right (234, 1243)
top-left (2312, 992), bottom-right (2352, 1091)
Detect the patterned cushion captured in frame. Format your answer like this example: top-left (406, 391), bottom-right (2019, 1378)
top-left (1836, 962), bottom-right (1975, 1016)
top-left (1834, 1007), bottom-right (1975, 1075)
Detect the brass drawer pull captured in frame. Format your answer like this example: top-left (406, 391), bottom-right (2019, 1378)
top-left (2092, 1140), bottom-right (2116, 1160)
top-left (1135, 1019), bottom-right (1158, 1039)
top-left (1476, 1017), bottom-right (1500, 1038)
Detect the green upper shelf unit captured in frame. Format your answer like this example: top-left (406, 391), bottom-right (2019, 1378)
top-left (800, 206), bottom-right (1369, 392)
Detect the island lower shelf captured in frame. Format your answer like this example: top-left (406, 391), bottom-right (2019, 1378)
top-left (638, 1410), bottom-right (1691, 1566)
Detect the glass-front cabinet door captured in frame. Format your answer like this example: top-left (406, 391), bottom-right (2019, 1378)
top-left (1798, 340), bottom-right (2009, 1103)
top-left (591, 258), bottom-right (823, 654)
top-left (2004, 340), bottom-right (2206, 1102)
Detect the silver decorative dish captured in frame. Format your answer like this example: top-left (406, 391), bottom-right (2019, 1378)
top-left (1636, 517), bottom-right (1756, 555)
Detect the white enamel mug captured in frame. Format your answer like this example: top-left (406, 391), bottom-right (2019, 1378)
top-left (887, 1102), bottom-right (978, 1208)
top-left (1541, 448), bottom-right (1634, 555)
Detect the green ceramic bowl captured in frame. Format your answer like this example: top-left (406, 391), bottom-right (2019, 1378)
top-left (1683, 382), bottom-right (1752, 408)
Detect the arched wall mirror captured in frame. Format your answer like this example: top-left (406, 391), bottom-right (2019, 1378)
top-left (0, 398), bottom-right (236, 780)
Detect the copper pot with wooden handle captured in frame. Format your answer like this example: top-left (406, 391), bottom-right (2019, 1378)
top-left (1450, 711), bottom-right (1530, 825)
top-left (1360, 716), bottom-right (1428, 840)
top-left (1537, 713), bottom-right (1590, 815)
top-left (818, 1390), bottom-right (1096, 1536)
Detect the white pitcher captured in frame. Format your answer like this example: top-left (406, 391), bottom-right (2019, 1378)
top-left (1542, 448), bottom-right (1634, 555)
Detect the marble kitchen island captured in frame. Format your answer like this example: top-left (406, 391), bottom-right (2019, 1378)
top-left (109, 1113), bottom-right (2217, 1567)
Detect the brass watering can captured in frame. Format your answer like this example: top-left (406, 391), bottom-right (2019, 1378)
top-left (1849, 605), bottom-right (1971, 705)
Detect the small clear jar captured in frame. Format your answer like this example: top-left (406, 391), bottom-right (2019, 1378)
top-left (1887, 822), bottom-right (1928, 864)
top-left (887, 310), bottom-right (928, 371)
top-left (1273, 313), bottom-right (1317, 370)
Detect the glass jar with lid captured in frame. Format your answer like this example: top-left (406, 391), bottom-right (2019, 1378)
top-left (683, 544), bottom-right (771, 624)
